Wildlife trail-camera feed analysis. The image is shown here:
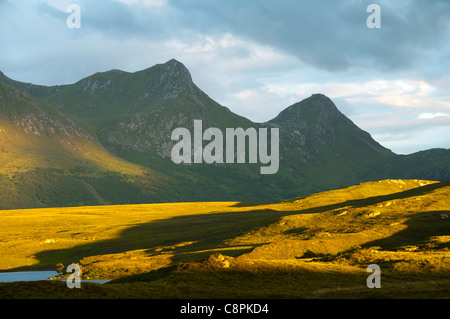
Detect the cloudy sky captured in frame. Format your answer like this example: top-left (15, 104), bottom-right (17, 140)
top-left (1, 0), bottom-right (449, 154)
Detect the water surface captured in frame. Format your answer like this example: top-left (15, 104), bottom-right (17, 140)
top-left (0, 271), bottom-right (58, 283)
top-left (0, 271), bottom-right (110, 284)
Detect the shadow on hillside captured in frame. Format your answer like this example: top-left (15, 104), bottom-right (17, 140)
top-left (7, 180), bottom-right (449, 273)
top-left (361, 210), bottom-right (450, 250)
top-left (14, 209), bottom-right (294, 272)
top-left (229, 202), bottom-right (272, 208)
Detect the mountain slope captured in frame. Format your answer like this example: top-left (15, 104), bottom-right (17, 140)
top-left (0, 81), bottom-right (96, 172)
top-left (0, 82), bottom-right (174, 209)
top-left (0, 59), bottom-right (449, 209)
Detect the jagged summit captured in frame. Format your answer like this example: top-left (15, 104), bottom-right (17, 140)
top-left (166, 58), bottom-right (182, 64)
top-left (269, 93), bottom-right (342, 125)
top-left (163, 59), bottom-right (194, 83)
top-left (164, 58), bottom-right (190, 71)
top-left (144, 58), bottom-right (197, 98)
top-left (136, 59), bottom-right (193, 87)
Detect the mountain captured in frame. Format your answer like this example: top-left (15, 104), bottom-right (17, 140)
top-left (0, 60), bottom-right (247, 121)
top-left (364, 147), bottom-right (450, 182)
top-left (270, 93), bottom-right (392, 160)
top-left (0, 81), bottom-right (177, 209)
top-left (267, 93), bottom-right (397, 191)
top-left (0, 59), bottom-right (449, 209)
top-left (1, 60), bottom-right (252, 157)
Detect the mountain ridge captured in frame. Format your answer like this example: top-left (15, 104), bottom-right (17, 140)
top-left (0, 59), bottom-right (449, 209)
top-left (0, 59), bottom-right (224, 119)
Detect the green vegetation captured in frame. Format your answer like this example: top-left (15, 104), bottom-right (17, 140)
top-left (0, 61), bottom-right (449, 299)
top-left (0, 179), bottom-right (448, 298)
top-left (1, 62), bottom-right (450, 209)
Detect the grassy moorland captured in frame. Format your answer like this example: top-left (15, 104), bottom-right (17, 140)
top-left (0, 179), bottom-right (448, 299)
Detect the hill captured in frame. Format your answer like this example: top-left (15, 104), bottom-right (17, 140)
top-left (0, 179), bottom-right (448, 298)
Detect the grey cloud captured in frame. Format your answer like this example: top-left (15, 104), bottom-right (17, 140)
top-left (36, 0), bottom-right (177, 40)
top-left (80, 0), bottom-right (148, 36)
top-left (36, 2), bottom-right (66, 22)
top-left (28, 0), bottom-right (448, 76)
top-left (167, 0), bottom-right (450, 73)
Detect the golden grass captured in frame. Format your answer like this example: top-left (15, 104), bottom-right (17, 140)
top-left (0, 202), bottom-right (250, 270)
top-left (0, 179), bottom-right (448, 298)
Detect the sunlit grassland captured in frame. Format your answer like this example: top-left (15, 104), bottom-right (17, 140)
top-left (0, 201), bottom-right (261, 271)
top-left (0, 179), bottom-right (448, 298)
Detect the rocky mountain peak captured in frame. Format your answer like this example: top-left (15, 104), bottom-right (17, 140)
top-left (155, 59), bottom-right (196, 97)
top-left (303, 94), bottom-right (343, 124)
top-left (270, 93), bottom-right (342, 125)
top-left (163, 58), bottom-right (191, 76)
